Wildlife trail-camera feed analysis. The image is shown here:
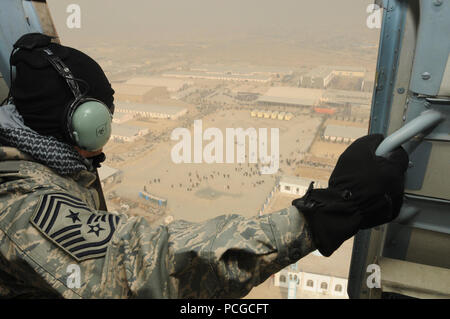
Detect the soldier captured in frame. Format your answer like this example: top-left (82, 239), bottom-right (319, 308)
top-left (0, 33), bottom-right (408, 299)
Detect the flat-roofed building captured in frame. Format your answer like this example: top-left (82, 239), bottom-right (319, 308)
top-left (274, 238), bottom-right (353, 298)
top-left (111, 123), bottom-right (149, 143)
top-left (112, 112), bottom-right (134, 124)
top-left (361, 71), bottom-right (376, 92)
top-left (258, 87), bottom-right (325, 107)
top-left (112, 83), bottom-right (168, 103)
top-left (163, 71), bottom-right (271, 83)
top-left (191, 64), bottom-right (293, 77)
top-left (300, 66), bottom-right (335, 89)
top-left (320, 89), bottom-right (372, 108)
top-left (98, 165), bottom-right (122, 189)
top-left (125, 77), bottom-right (190, 92)
top-left (279, 176), bottom-right (312, 196)
top-left (115, 102), bottom-right (187, 120)
top-left (323, 125), bottom-right (367, 143)
top-left (301, 66), bottom-right (367, 90)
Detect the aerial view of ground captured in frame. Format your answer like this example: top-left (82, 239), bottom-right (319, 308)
top-left (107, 109), bottom-right (321, 222)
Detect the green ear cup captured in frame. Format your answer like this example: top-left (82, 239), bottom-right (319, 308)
top-left (70, 100), bottom-right (112, 151)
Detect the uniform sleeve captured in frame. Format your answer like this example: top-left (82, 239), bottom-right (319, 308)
top-left (111, 206), bottom-right (315, 299)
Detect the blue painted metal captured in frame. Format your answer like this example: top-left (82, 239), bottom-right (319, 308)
top-left (348, 0), bottom-right (408, 299)
top-left (369, 0), bottom-right (408, 135)
top-left (409, 0), bottom-right (450, 95)
top-left (405, 97), bottom-right (450, 142)
top-left (0, 0), bottom-right (43, 86)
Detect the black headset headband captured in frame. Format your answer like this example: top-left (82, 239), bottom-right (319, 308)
top-left (41, 48), bottom-right (83, 100)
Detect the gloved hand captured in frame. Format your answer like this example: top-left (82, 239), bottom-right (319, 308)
top-left (292, 134), bottom-right (409, 257)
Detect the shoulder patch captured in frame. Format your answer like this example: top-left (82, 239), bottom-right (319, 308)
top-left (30, 192), bottom-right (121, 261)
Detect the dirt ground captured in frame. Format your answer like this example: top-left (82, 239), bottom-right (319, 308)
top-left (104, 108), bottom-right (321, 222)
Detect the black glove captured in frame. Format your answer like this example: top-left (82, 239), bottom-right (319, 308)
top-left (292, 134), bottom-right (409, 257)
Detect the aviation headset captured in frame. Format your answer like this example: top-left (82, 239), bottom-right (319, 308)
top-left (4, 33), bottom-right (114, 152)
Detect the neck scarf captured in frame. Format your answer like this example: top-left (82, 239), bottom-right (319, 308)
top-left (0, 104), bottom-right (90, 176)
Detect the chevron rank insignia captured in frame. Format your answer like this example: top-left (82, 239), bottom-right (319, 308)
top-left (30, 192), bottom-right (120, 261)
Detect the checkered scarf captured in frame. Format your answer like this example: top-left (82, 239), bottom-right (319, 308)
top-left (0, 104), bottom-right (89, 176)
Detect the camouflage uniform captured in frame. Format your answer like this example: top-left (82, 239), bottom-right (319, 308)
top-left (0, 146), bottom-right (315, 298)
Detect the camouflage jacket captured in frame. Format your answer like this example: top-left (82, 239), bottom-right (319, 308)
top-left (0, 146), bottom-right (315, 299)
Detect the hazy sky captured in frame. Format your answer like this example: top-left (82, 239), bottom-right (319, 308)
top-left (47, 0), bottom-right (379, 46)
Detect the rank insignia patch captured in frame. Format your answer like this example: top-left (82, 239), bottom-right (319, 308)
top-left (30, 192), bottom-right (121, 261)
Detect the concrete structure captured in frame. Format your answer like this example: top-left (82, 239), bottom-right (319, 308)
top-left (279, 176), bottom-right (312, 196)
top-left (320, 89), bottom-right (372, 108)
top-left (112, 112), bottom-right (134, 124)
top-left (258, 87), bottom-right (325, 107)
top-left (112, 83), bottom-right (167, 103)
top-left (111, 123), bottom-right (149, 143)
top-left (361, 71), bottom-right (376, 92)
top-left (314, 107), bottom-right (336, 115)
top-left (323, 125), bottom-right (367, 143)
top-left (274, 270), bottom-right (348, 298)
top-left (300, 66), bottom-right (367, 90)
top-left (273, 238), bottom-right (353, 298)
top-left (115, 102), bottom-right (188, 120)
top-left (191, 64), bottom-right (293, 77)
top-left (98, 165), bottom-right (122, 189)
top-left (163, 71), bottom-right (271, 83)
top-left (284, 112), bottom-right (294, 121)
top-left (125, 77), bottom-right (190, 92)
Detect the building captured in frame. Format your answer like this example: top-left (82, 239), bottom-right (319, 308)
top-left (300, 66), bottom-right (336, 89)
top-left (191, 64), bottom-right (293, 77)
top-left (112, 112), bottom-right (134, 124)
top-left (279, 176), bottom-right (312, 196)
top-left (112, 83), bottom-right (168, 103)
top-left (273, 238), bottom-right (354, 298)
top-left (314, 107), bottom-right (336, 115)
top-left (163, 71), bottom-right (271, 83)
top-left (125, 77), bottom-right (190, 92)
top-left (361, 71), bottom-right (376, 92)
top-left (115, 102), bottom-right (188, 120)
top-left (111, 123), bottom-right (149, 143)
top-left (320, 89), bottom-right (372, 108)
top-left (284, 112), bottom-right (294, 121)
top-left (323, 125), bottom-right (367, 143)
top-left (274, 266), bottom-right (349, 298)
top-left (97, 165), bottom-right (122, 189)
top-left (300, 66), bottom-right (368, 90)
top-left (258, 87), bottom-right (325, 107)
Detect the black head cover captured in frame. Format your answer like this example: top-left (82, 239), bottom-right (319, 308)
top-left (13, 32), bottom-right (54, 50)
